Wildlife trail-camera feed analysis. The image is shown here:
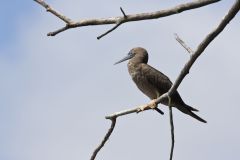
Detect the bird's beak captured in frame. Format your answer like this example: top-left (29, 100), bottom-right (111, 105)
top-left (114, 54), bottom-right (133, 65)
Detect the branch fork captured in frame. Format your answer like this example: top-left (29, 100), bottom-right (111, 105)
top-left (34, 0), bottom-right (221, 39)
top-left (90, 1), bottom-right (240, 159)
top-left (34, 0), bottom-right (240, 160)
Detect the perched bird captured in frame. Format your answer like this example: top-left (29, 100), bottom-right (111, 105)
top-left (115, 47), bottom-right (206, 123)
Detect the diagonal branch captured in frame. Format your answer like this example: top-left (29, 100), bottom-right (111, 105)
top-left (97, 21), bottom-right (122, 40)
top-left (90, 118), bottom-right (116, 160)
top-left (120, 7), bottom-right (127, 18)
top-left (34, 0), bottom-right (74, 24)
top-left (97, 7), bottom-right (128, 40)
top-left (174, 33), bottom-right (194, 54)
top-left (90, 1), bottom-right (239, 159)
top-left (34, 0), bottom-right (220, 38)
top-left (164, 0), bottom-right (240, 100)
top-left (105, 0), bottom-right (239, 119)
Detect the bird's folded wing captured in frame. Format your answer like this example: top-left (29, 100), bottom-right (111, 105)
top-left (141, 64), bottom-right (173, 95)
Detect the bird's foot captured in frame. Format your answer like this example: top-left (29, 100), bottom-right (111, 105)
top-left (148, 99), bottom-right (157, 109)
top-left (137, 99), bottom-right (157, 113)
top-left (137, 104), bottom-right (148, 113)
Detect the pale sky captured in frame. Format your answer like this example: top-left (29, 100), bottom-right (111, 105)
top-left (0, 1), bottom-right (240, 160)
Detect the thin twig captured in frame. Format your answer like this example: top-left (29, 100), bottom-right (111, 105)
top-left (97, 7), bottom-right (129, 39)
top-left (90, 118), bottom-right (117, 160)
top-left (47, 25), bottom-right (69, 36)
top-left (156, 0), bottom-right (240, 103)
top-left (34, 0), bottom-right (220, 37)
top-left (174, 33), bottom-right (194, 54)
top-left (169, 107), bottom-right (175, 160)
top-left (97, 22), bottom-right (122, 40)
top-left (120, 7), bottom-right (127, 18)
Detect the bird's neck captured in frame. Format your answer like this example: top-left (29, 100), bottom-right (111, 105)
top-left (127, 61), bottom-right (143, 77)
top-left (128, 61), bottom-right (142, 68)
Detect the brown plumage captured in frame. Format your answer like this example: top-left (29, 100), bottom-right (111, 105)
top-left (115, 47), bottom-right (206, 123)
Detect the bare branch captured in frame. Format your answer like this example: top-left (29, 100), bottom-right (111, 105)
top-left (33, 0), bottom-right (73, 24)
top-left (105, 105), bottom-right (152, 119)
top-left (120, 7), bottom-right (127, 18)
top-left (166, 95), bottom-right (175, 160)
top-left (97, 22), bottom-right (122, 40)
top-left (90, 2), bottom-right (239, 158)
top-left (96, 7), bottom-right (129, 39)
top-left (174, 33), bottom-right (194, 54)
top-left (96, 7), bottom-right (128, 39)
top-left (90, 118), bottom-right (116, 160)
top-left (34, 0), bottom-right (220, 38)
top-left (169, 107), bottom-right (175, 160)
top-left (163, 0), bottom-right (240, 100)
top-left (103, 0), bottom-right (239, 128)
top-left (47, 25), bottom-right (69, 36)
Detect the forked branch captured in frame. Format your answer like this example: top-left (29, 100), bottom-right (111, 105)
top-left (34, 0), bottom-right (220, 39)
top-left (90, 1), bottom-right (240, 159)
top-left (164, 0), bottom-right (240, 99)
top-left (90, 118), bottom-right (116, 160)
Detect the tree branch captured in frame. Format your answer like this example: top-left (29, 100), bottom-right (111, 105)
top-left (90, 1), bottom-right (239, 159)
top-left (105, 105), bottom-right (152, 119)
top-left (163, 0), bottom-right (240, 100)
top-left (104, 0), bottom-right (239, 118)
top-left (90, 118), bottom-right (116, 160)
top-left (97, 22), bottom-right (122, 40)
top-left (169, 107), bottom-right (175, 160)
top-left (120, 7), bottom-right (127, 18)
top-left (34, 0), bottom-right (220, 38)
top-left (166, 95), bottom-right (175, 160)
top-left (33, 0), bottom-right (74, 24)
top-left (96, 7), bottom-right (128, 40)
top-left (174, 33), bottom-right (194, 54)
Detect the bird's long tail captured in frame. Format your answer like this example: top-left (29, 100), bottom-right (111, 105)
top-left (177, 105), bottom-right (207, 123)
top-left (185, 104), bottom-right (199, 112)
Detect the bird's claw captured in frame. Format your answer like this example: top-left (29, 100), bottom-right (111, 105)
top-left (137, 99), bottom-right (157, 113)
top-left (137, 104), bottom-right (146, 113)
top-left (148, 99), bottom-right (157, 109)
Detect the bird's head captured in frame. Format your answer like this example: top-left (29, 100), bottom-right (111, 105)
top-left (114, 47), bottom-right (148, 65)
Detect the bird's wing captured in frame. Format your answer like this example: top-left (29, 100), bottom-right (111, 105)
top-left (141, 64), bottom-right (186, 106)
top-left (140, 64), bottom-right (172, 95)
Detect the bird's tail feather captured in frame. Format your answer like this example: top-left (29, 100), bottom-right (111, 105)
top-left (177, 105), bottom-right (207, 123)
top-left (185, 104), bottom-right (199, 112)
top-left (188, 110), bottom-right (207, 123)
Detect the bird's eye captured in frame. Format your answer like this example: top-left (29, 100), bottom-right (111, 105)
top-left (128, 51), bottom-right (134, 56)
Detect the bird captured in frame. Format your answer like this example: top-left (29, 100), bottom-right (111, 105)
top-left (115, 47), bottom-right (207, 123)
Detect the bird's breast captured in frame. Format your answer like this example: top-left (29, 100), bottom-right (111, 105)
top-left (128, 64), bottom-right (159, 100)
